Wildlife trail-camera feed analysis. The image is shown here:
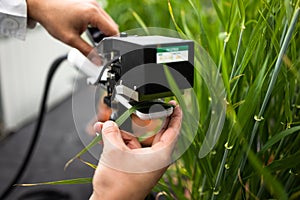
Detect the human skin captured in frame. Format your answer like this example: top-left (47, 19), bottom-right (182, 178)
top-left (24, 2), bottom-right (182, 196)
top-left (26, 0), bottom-right (119, 58)
top-left (90, 101), bottom-right (182, 200)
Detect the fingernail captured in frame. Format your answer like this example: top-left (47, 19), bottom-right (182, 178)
top-left (103, 121), bottom-right (116, 129)
top-left (169, 100), bottom-right (177, 106)
top-left (91, 55), bottom-right (102, 66)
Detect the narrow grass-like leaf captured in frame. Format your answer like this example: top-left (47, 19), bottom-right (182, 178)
top-left (187, 0), bottom-right (212, 54)
top-left (232, 10), bottom-right (266, 79)
top-left (180, 10), bottom-right (193, 39)
top-left (163, 65), bottom-right (188, 112)
top-left (20, 102), bottom-right (149, 187)
top-left (231, 55), bottom-right (269, 143)
top-left (64, 134), bottom-right (102, 170)
top-left (212, 0), bottom-right (225, 28)
top-left (33, 0), bottom-right (300, 197)
top-left (237, 169), bottom-right (259, 200)
top-left (78, 157), bottom-right (97, 169)
top-left (115, 106), bottom-right (136, 127)
top-left (229, 74), bottom-right (244, 83)
top-left (246, 148), bottom-right (288, 200)
top-left (65, 106), bottom-right (137, 170)
top-left (131, 10), bottom-right (150, 35)
top-left (240, 7), bottom-right (300, 172)
top-left (257, 9), bottom-right (281, 53)
top-left (187, 0), bottom-right (197, 14)
top-left (15, 178), bottom-right (93, 187)
top-left (226, 0), bottom-right (239, 33)
top-left (260, 126), bottom-right (300, 153)
top-left (229, 28), bottom-right (244, 82)
top-left (237, 0), bottom-right (245, 23)
top-left (267, 151), bottom-right (300, 172)
top-left (167, 0), bottom-right (185, 36)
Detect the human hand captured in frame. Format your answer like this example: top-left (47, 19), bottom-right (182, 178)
top-left (26, 0), bottom-right (119, 58)
top-left (90, 101), bottom-right (182, 200)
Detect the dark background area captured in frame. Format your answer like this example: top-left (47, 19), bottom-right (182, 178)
top-left (0, 83), bottom-right (98, 200)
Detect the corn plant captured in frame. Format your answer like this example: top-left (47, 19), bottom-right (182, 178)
top-left (104, 0), bottom-right (300, 199)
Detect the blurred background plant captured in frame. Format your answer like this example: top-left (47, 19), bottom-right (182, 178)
top-left (101, 0), bottom-right (300, 199)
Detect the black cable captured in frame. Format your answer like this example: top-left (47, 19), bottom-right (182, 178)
top-left (0, 54), bottom-right (68, 200)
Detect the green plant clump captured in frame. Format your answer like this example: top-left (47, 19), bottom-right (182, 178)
top-left (103, 0), bottom-right (300, 199)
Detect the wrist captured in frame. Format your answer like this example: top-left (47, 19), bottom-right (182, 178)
top-left (26, 0), bottom-right (45, 22)
top-left (91, 164), bottom-right (152, 200)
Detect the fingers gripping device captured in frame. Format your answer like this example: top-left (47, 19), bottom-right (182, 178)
top-left (68, 28), bottom-right (194, 120)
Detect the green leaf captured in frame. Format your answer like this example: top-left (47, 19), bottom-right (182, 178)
top-left (163, 65), bottom-right (188, 113)
top-left (267, 151), bottom-right (300, 172)
top-left (237, 0), bottom-right (245, 24)
top-left (247, 148), bottom-right (288, 200)
top-left (167, 0), bottom-right (185, 36)
top-left (212, 0), bottom-right (225, 28)
top-left (78, 157), bottom-right (97, 169)
top-left (187, 0), bottom-right (211, 54)
top-left (233, 11), bottom-right (266, 78)
top-left (231, 55), bottom-right (269, 143)
top-left (187, 0), bottom-right (197, 14)
top-left (15, 177), bottom-right (92, 187)
top-left (64, 134), bottom-right (102, 170)
top-left (115, 106), bottom-right (136, 127)
top-left (65, 106), bottom-right (136, 170)
top-left (131, 10), bottom-right (150, 35)
top-left (260, 126), bottom-right (300, 153)
top-left (180, 10), bottom-right (193, 39)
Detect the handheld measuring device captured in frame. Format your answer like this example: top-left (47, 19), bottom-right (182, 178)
top-left (68, 28), bottom-right (194, 120)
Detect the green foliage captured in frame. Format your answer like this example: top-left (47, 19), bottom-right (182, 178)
top-left (17, 106), bottom-right (138, 186)
top-left (15, 178), bottom-right (93, 187)
top-left (103, 0), bottom-right (300, 199)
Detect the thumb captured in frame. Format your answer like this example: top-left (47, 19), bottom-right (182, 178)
top-left (102, 121), bottom-right (128, 150)
top-left (66, 34), bottom-right (102, 65)
top-left (65, 34), bottom-right (93, 57)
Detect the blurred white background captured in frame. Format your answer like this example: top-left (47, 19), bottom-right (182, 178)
top-left (0, 25), bottom-right (78, 137)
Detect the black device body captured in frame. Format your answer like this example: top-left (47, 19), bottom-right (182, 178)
top-left (99, 36), bottom-right (194, 102)
top-left (87, 28), bottom-right (195, 120)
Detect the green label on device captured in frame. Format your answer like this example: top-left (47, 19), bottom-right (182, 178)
top-left (156, 45), bottom-right (189, 64)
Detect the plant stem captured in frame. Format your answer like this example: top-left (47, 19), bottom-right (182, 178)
top-left (230, 25), bottom-right (245, 81)
top-left (200, 175), bottom-right (206, 194)
top-left (211, 148), bottom-right (229, 200)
